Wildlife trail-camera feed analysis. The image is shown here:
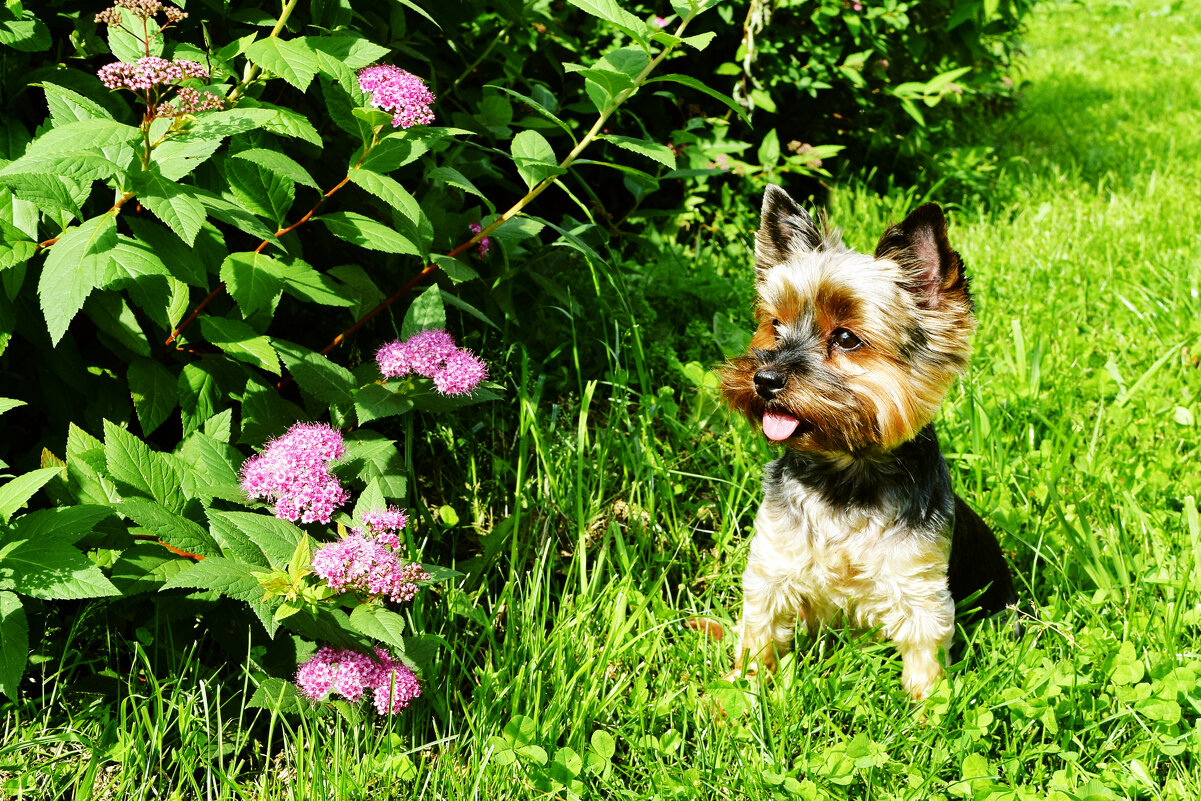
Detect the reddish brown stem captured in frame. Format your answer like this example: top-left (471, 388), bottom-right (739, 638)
top-left (166, 174), bottom-right (354, 346)
top-left (132, 533), bottom-right (205, 561)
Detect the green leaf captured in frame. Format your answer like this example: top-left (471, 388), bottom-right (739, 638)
top-left (349, 604), bottom-right (407, 650)
top-left (308, 34), bottom-right (391, 70)
top-left (102, 420), bottom-right (185, 511)
top-left (0, 592), bottom-right (27, 699)
top-left (646, 74), bottom-right (750, 123)
top-left (274, 340), bottom-right (357, 406)
top-left (179, 432), bottom-right (243, 502)
top-left (343, 434), bottom-right (406, 497)
top-left (0, 535), bottom-right (119, 600)
top-left (0, 173), bottom-right (79, 218)
top-left (207, 513), bottom-right (271, 568)
top-left (11, 506), bottom-right (113, 545)
top-left (131, 167), bottom-right (207, 246)
top-left (511, 130), bottom-right (564, 189)
top-left (484, 86), bottom-right (575, 139)
top-left (160, 555), bottom-right (268, 603)
top-left (245, 36), bottom-right (321, 91)
top-left (198, 316), bottom-right (281, 374)
top-left (273, 257), bottom-right (355, 307)
top-left (110, 543), bottom-right (189, 595)
top-left (354, 384), bottom-right (415, 425)
top-left (233, 149), bottom-right (320, 190)
top-left (40, 83), bottom-right (112, 126)
top-left (123, 218), bottom-right (208, 288)
top-left (126, 357), bottom-right (177, 439)
top-left (400, 285), bottom-right (446, 339)
top-left (86, 292), bottom-right (149, 357)
top-left (0, 9), bottom-right (50, 52)
top-left (243, 101), bottom-right (324, 147)
top-left (207, 511), bottom-right (304, 569)
top-left (225, 158), bottom-right (295, 227)
top-left (360, 135), bottom-right (429, 174)
top-left (106, 6), bottom-right (162, 60)
top-left (248, 677), bottom-right (306, 713)
top-left (348, 168), bottom-right (422, 225)
top-left (25, 119), bottom-right (141, 157)
top-left (564, 0), bottom-right (644, 35)
top-left (0, 399), bottom-right (25, 416)
top-left (39, 212), bottom-right (118, 346)
top-left (150, 136), bottom-right (223, 182)
top-left (318, 212), bottom-right (419, 255)
top-left (220, 252), bottom-right (284, 318)
top-left (602, 135), bottom-right (676, 169)
top-left (119, 498), bottom-right (221, 558)
top-left (0, 467), bottom-right (64, 524)
top-left (191, 190), bottom-right (279, 244)
top-left (178, 362), bottom-right (222, 438)
top-left (427, 166), bottom-right (490, 205)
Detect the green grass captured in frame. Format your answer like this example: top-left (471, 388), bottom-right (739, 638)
top-left (6, 0), bottom-right (1201, 798)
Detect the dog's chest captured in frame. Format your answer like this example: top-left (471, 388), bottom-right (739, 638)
top-left (751, 476), bottom-right (951, 625)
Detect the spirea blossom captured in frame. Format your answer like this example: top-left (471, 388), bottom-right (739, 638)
top-left (296, 646), bottom-right (421, 714)
top-left (357, 64), bottom-right (436, 129)
top-left (310, 532), bottom-right (430, 602)
top-left (358, 507), bottom-right (409, 549)
top-left (239, 423), bottom-right (349, 524)
top-left (433, 349), bottom-right (489, 396)
top-left (97, 56), bottom-right (208, 91)
top-left (95, 0), bottom-right (186, 25)
top-left (468, 222), bottom-right (492, 257)
top-left (375, 330), bottom-right (488, 396)
top-left (157, 87), bottom-right (224, 116)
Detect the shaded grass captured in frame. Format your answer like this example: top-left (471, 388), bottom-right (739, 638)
top-left (5, 0), bottom-right (1201, 798)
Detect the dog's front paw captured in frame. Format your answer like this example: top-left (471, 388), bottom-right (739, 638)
top-left (900, 648), bottom-right (944, 701)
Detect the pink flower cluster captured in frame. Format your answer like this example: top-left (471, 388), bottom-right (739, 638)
top-left (157, 87), bottom-right (224, 116)
top-left (310, 532), bottom-right (430, 602)
top-left (468, 222), bottom-right (492, 257)
top-left (95, 0), bottom-right (186, 25)
top-left (240, 423), bottom-right (349, 524)
top-left (98, 56), bottom-right (208, 92)
top-left (295, 646), bottom-right (422, 715)
top-left (357, 64), bottom-right (435, 129)
top-left (375, 330), bottom-right (487, 396)
top-left (358, 506), bottom-right (410, 549)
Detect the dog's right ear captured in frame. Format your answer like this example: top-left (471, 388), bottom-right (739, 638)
top-left (755, 185), bottom-right (823, 277)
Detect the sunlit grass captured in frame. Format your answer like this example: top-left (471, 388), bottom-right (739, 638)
top-left (5, 0), bottom-right (1201, 798)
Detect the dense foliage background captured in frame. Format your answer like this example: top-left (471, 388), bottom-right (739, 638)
top-left (8, 0), bottom-right (1199, 799)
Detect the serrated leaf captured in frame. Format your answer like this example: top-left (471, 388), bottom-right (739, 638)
top-left (40, 83), bottom-right (112, 125)
top-left (511, 130), bottom-right (563, 189)
top-left (0, 592), bottom-right (27, 699)
top-left (11, 506), bottom-right (113, 545)
top-left (0, 467), bottom-right (64, 523)
top-left (273, 257), bottom-right (355, 307)
top-left (106, 6), bottom-right (162, 60)
top-left (484, 85), bottom-right (574, 138)
top-left (348, 168), bottom-right (422, 225)
top-left (131, 167), bottom-right (207, 246)
top-left (119, 498), bottom-right (221, 558)
top-left (359, 136), bottom-right (428, 174)
top-left (646, 73), bottom-right (750, 123)
top-left (233, 148), bottom-right (319, 190)
top-left (309, 34), bottom-right (390, 70)
top-left (274, 340), bottom-right (357, 406)
top-left (400, 285), bottom-right (446, 339)
top-left (354, 384), bottom-right (415, 425)
top-left (86, 292), bottom-right (149, 357)
top-left (0, 172), bottom-right (80, 218)
top-left (123, 218), bottom-right (209, 288)
top-left (602, 134), bottom-right (676, 169)
top-left (178, 362), bottom-right (222, 438)
top-left (0, 399), bottom-right (25, 416)
top-left (103, 420), bottom-right (185, 511)
top-left (248, 677), bottom-right (306, 713)
top-left (318, 212), bottom-right (419, 255)
top-left (342, 435), bottom-right (406, 497)
top-left (349, 604), bottom-right (407, 650)
top-left (243, 101), bottom-right (324, 147)
top-left (0, 9), bottom-right (50, 52)
top-left (180, 431), bottom-right (243, 501)
top-left (224, 158), bottom-right (295, 227)
top-left (0, 535), bottom-right (119, 600)
top-left (198, 316), bottom-right (281, 374)
top-left (427, 166), bottom-right (489, 204)
top-left (26, 119), bottom-right (141, 157)
top-left (564, 0), bottom-right (644, 35)
top-left (193, 189), bottom-right (281, 243)
top-left (160, 555), bottom-right (268, 602)
top-left (220, 252), bottom-right (284, 318)
top-left (151, 137), bottom-right (222, 181)
top-left (245, 37), bottom-right (321, 91)
top-left (109, 543), bottom-right (189, 595)
top-left (39, 212), bottom-right (118, 345)
top-left (208, 511), bottom-right (305, 569)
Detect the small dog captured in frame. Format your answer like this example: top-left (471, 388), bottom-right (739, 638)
top-left (720, 185), bottom-right (1015, 700)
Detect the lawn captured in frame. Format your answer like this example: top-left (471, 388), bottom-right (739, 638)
top-left (5, 0), bottom-right (1201, 798)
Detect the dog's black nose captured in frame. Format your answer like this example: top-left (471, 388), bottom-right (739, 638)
top-left (753, 369), bottom-right (785, 399)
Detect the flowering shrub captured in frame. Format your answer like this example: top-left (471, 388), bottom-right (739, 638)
top-left (0, 0), bottom-right (744, 715)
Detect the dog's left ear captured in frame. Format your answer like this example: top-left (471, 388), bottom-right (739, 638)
top-left (755, 185), bottom-right (824, 278)
top-left (875, 203), bottom-right (968, 307)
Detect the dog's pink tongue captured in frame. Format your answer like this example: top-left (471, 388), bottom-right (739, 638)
top-left (762, 411), bottom-right (800, 441)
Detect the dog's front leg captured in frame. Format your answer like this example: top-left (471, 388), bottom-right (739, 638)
top-left (729, 553), bottom-right (803, 678)
top-left (882, 591), bottom-right (955, 700)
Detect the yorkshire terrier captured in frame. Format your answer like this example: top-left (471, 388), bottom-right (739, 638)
top-left (720, 185), bottom-right (1015, 700)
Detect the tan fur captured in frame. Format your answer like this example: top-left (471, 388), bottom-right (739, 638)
top-left (731, 481), bottom-right (955, 699)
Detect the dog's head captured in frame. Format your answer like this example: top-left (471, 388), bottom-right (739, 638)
top-left (720, 185), bottom-right (976, 454)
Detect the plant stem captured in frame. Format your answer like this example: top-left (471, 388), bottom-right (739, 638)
top-left (227, 0), bottom-right (303, 104)
top-left (316, 11), bottom-right (699, 355)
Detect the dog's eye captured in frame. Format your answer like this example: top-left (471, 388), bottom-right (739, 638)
top-left (831, 328), bottom-right (863, 351)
